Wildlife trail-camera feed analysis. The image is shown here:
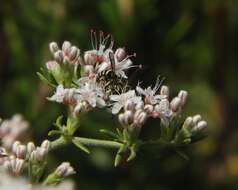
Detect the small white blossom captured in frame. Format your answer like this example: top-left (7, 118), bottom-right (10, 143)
top-left (76, 80), bottom-right (106, 109)
top-left (154, 99), bottom-right (172, 118)
top-left (136, 77), bottom-right (167, 105)
top-left (110, 90), bottom-right (142, 114)
top-left (48, 85), bottom-right (77, 105)
top-left (0, 115), bottom-right (29, 149)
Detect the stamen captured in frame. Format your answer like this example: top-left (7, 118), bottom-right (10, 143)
top-left (153, 76), bottom-right (165, 92)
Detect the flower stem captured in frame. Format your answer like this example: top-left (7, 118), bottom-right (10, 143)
top-left (50, 136), bottom-right (122, 151)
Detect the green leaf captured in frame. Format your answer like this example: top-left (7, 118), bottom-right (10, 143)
top-left (72, 137), bottom-right (90, 154)
top-left (127, 145), bottom-right (136, 162)
top-left (48, 130), bottom-right (62, 137)
top-left (54, 115), bottom-right (64, 129)
top-left (37, 72), bottom-right (56, 87)
top-left (99, 129), bottom-right (119, 139)
top-left (114, 145), bottom-right (127, 167)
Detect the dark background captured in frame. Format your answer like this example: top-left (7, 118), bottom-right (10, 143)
top-left (0, 0), bottom-right (238, 189)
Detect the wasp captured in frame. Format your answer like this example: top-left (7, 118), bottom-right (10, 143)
top-left (96, 52), bottom-right (130, 96)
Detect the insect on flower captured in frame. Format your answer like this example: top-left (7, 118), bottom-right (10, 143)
top-left (96, 51), bottom-right (129, 95)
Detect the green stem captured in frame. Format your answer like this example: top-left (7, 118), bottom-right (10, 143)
top-left (50, 136), bottom-right (122, 151)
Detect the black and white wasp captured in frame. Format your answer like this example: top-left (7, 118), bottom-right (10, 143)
top-left (96, 52), bottom-right (129, 96)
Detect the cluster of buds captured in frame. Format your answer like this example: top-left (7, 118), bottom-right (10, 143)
top-left (135, 82), bottom-right (189, 122)
top-left (118, 100), bottom-right (147, 128)
top-left (28, 140), bottom-right (50, 163)
top-left (55, 162), bottom-right (75, 178)
top-left (49, 41), bottom-right (81, 65)
top-left (0, 140), bottom-right (50, 176)
top-left (44, 162), bottom-right (75, 185)
top-left (183, 115), bottom-right (208, 134)
top-left (0, 114), bottom-right (29, 149)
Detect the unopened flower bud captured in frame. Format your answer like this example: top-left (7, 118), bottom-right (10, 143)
top-left (134, 111), bottom-right (147, 127)
top-left (49, 42), bottom-right (59, 54)
top-left (178, 90), bottom-right (188, 106)
top-left (4, 157), bottom-right (25, 175)
top-left (46, 61), bottom-right (60, 72)
top-left (144, 104), bottom-right (154, 114)
top-left (170, 97), bottom-right (182, 112)
top-left (12, 141), bottom-right (21, 154)
top-left (27, 142), bottom-right (35, 155)
top-left (41, 140), bottom-right (50, 152)
top-left (192, 114), bottom-right (202, 125)
top-left (55, 162), bottom-right (75, 178)
top-left (118, 113), bottom-right (125, 126)
top-left (160, 85), bottom-right (170, 97)
top-left (124, 100), bottom-right (135, 111)
top-left (30, 147), bottom-right (47, 162)
top-left (124, 110), bottom-right (133, 124)
top-left (62, 41), bottom-right (71, 55)
top-left (115, 48), bottom-right (126, 62)
top-left (196, 120), bottom-right (207, 131)
top-left (54, 50), bottom-right (64, 63)
top-left (84, 51), bottom-right (96, 65)
top-left (183, 116), bottom-right (194, 129)
top-left (15, 145), bottom-right (26, 159)
top-left (68, 46), bottom-right (80, 62)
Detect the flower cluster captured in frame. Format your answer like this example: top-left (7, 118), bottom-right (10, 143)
top-left (0, 114), bottom-right (29, 149)
top-left (0, 30), bottom-right (208, 189)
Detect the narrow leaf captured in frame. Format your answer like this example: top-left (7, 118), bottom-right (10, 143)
top-left (72, 138), bottom-right (90, 154)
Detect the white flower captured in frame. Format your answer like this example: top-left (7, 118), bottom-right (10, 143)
top-left (154, 99), bottom-right (172, 118)
top-left (0, 172), bottom-right (75, 190)
top-left (136, 77), bottom-right (166, 105)
top-left (0, 115), bottom-right (29, 149)
top-left (110, 90), bottom-right (142, 114)
top-left (76, 80), bottom-right (106, 108)
top-left (48, 85), bottom-right (77, 105)
top-left (97, 52), bottom-right (133, 79)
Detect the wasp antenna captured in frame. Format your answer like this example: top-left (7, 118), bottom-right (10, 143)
top-left (90, 29), bottom-right (95, 49)
top-left (93, 31), bottom-right (98, 50)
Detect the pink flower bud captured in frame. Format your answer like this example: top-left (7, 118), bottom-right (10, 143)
top-left (68, 46), bottom-right (80, 62)
top-left (55, 162), bottom-right (75, 177)
top-left (178, 90), bottom-right (188, 106)
top-left (46, 61), bottom-right (60, 72)
top-left (27, 142), bottom-right (35, 155)
top-left (197, 121), bottom-right (207, 131)
top-left (62, 41), bottom-right (72, 55)
top-left (84, 51), bottom-right (96, 65)
top-left (170, 97), bottom-right (182, 112)
top-left (54, 50), bottom-right (64, 63)
top-left (41, 140), bottom-right (50, 152)
top-left (16, 145), bottom-right (26, 159)
top-left (160, 85), bottom-right (170, 97)
top-left (192, 114), bottom-right (202, 125)
top-left (115, 48), bottom-right (126, 62)
top-left (49, 42), bottom-right (59, 54)
top-left (124, 110), bottom-right (134, 124)
top-left (183, 116), bottom-right (194, 129)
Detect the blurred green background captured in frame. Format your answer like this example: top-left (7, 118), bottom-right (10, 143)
top-left (0, 0), bottom-right (238, 189)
